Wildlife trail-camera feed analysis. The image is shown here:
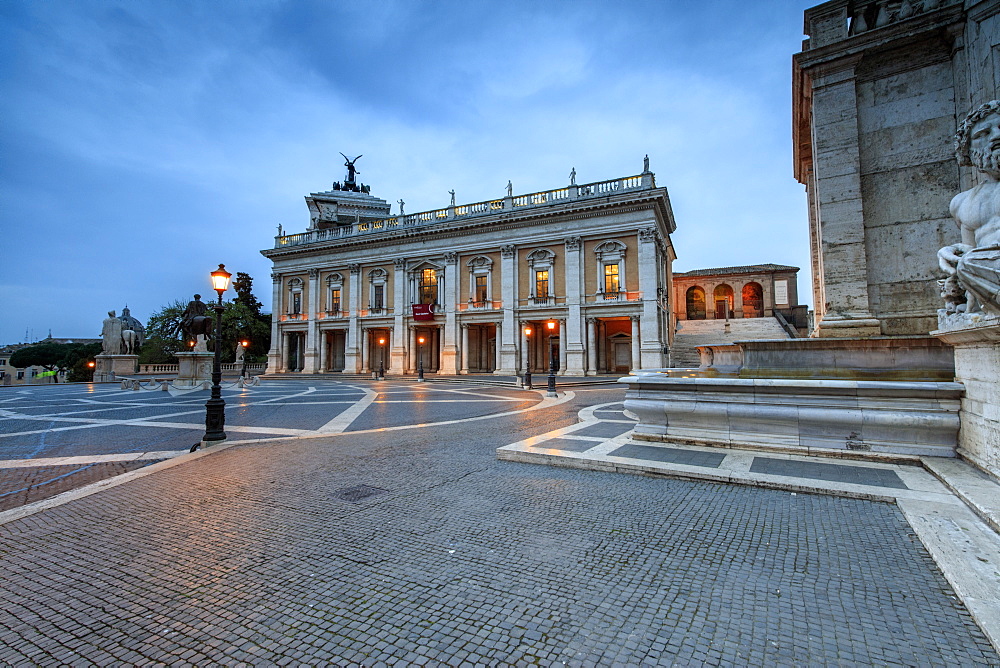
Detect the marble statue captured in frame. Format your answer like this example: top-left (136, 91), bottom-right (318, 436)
top-left (938, 100), bottom-right (1000, 315)
top-left (277, 223), bottom-right (283, 237)
top-left (506, 180), bottom-right (513, 197)
top-left (398, 199), bottom-right (405, 215)
top-left (449, 189), bottom-right (456, 206)
top-left (340, 153), bottom-right (362, 183)
top-left (122, 330), bottom-right (139, 355)
top-left (235, 342), bottom-right (245, 362)
top-left (101, 311), bottom-right (123, 355)
top-left (643, 154), bottom-right (650, 173)
top-left (569, 167), bottom-right (576, 186)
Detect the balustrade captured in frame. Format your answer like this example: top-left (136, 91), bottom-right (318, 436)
top-left (273, 174), bottom-right (649, 248)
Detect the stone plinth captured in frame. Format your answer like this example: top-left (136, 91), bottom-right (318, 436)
top-left (93, 354), bottom-right (138, 383)
top-left (933, 313), bottom-right (1000, 481)
top-left (621, 376), bottom-right (962, 459)
top-left (174, 352), bottom-right (214, 389)
top-left (697, 336), bottom-right (956, 382)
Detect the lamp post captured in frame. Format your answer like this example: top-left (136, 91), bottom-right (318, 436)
top-left (546, 320), bottom-right (557, 397)
top-left (378, 337), bottom-right (386, 380)
top-left (203, 263), bottom-right (231, 445)
top-left (417, 335), bottom-right (425, 381)
top-left (523, 326), bottom-right (532, 389)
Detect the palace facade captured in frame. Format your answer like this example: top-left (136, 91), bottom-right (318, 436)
top-left (260, 165), bottom-right (676, 376)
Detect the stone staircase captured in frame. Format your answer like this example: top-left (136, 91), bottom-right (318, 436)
top-left (671, 317), bottom-right (791, 368)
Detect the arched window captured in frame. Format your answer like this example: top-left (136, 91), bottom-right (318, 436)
top-left (326, 273), bottom-right (344, 315)
top-left (714, 284), bottom-right (734, 318)
top-left (368, 268), bottom-right (388, 314)
top-left (686, 286), bottom-right (706, 320)
top-left (526, 248), bottom-right (556, 305)
top-left (287, 277), bottom-right (304, 315)
top-left (466, 256), bottom-right (493, 308)
top-left (742, 282), bottom-right (763, 318)
top-left (594, 240), bottom-right (627, 300)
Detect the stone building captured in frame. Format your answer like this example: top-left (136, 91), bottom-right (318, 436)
top-left (672, 264), bottom-right (805, 324)
top-left (260, 163), bottom-right (677, 376)
top-left (793, 0), bottom-right (999, 337)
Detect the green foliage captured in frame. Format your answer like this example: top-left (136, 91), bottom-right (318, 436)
top-left (233, 271), bottom-right (263, 312)
top-left (220, 301), bottom-right (270, 362)
top-left (9, 341), bottom-right (101, 383)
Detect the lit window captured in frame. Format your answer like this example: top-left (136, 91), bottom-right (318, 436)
top-left (420, 269), bottom-right (438, 305)
top-left (475, 275), bottom-right (488, 303)
top-left (330, 288), bottom-right (341, 312)
top-left (604, 264), bottom-right (620, 295)
top-left (535, 270), bottom-right (549, 298)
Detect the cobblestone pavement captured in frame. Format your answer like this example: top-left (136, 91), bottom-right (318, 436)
top-left (0, 385), bottom-right (997, 665)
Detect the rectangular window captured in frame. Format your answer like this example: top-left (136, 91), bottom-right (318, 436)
top-left (604, 264), bottom-right (620, 295)
top-left (330, 289), bottom-right (341, 312)
top-left (373, 284), bottom-right (384, 309)
top-left (535, 270), bottom-right (549, 298)
top-left (475, 275), bottom-right (488, 303)
top-left (420, 269), bottom-right (438, 305)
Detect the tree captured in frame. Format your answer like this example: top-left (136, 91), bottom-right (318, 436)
top-left (139, 300), bottom-right (187, 364)
top-left (233, 271), bottom-right (263, 312)
top-left (9, 342), bottom-right (101, 383)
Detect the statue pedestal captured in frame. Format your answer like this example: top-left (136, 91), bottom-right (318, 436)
top-left (94, 354), bottom-right (138, 383)
top-left (174, 352), bottom-right (215, 389)
top-left (933, 311), bottom-right (1000, 482)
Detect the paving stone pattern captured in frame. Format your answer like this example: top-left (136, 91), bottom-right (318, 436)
top-left (0, 460), bottom-right (164, 512)
top-left (610, 443), bottom-right (728, 469)
top-left (0, 388), bottom-right (996, 666)
top-left (751, 457), bottom-right (908, 490)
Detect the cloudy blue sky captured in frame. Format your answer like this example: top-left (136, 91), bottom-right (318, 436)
top-left (1, 0), bottom-right (815, 343)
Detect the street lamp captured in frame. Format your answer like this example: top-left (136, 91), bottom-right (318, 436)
top-left (523, 326), bottom-right (532, 389)
top-left (417, 336), bottom-right (425, 382)
top-left (378, 337), bottom-right (386, 380)
top-left (546, 321), bottom-right (557, 397)
top-left (203, 263), bottom-right (231, 445)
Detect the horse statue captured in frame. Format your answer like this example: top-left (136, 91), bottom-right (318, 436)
top-left (121, 329), bottom-right (140, 355)
top-left (180, 294), bottom-right (214, 351)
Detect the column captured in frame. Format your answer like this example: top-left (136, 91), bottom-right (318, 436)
top-left (460, 323), bottom-right (469, 374)
top-left (563, 236), bottom-right (586, 375)
top-left (440, 252), bottom-right (460, 374)
top-left (630, 316), bottom-right (641, 371)
top-left (808, 58), bottom-right (880, 337)
top-left (586, 318), bottom-right (597, 376)
top-left (345, 264), bottom-right (361, 372)
top-left (559, 318), bottom-right (568, 374)
top-left (360, 327), bottom-right (368, 373)
top-left (498, 245), bottom-right (519, 373)
top-left (494, 322), bottom-right (502, 372)
top-left (408, 326), bottom-right (417, 373)
top-left (304, 268), bottom-right (321, 373)
top-left (390, 258), bottom-right (407, 374)
top-left (318, 330), bottom-right (327, 372)
top-left (266, 272), bottom-right (283, 373)
top-left (637, 228), bottom-right (663, 368)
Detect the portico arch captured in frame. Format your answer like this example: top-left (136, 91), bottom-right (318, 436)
top-left (713, 284), bottom-right (734, 319)
top-left (742, 282), bottom-right (763, 318)
top-left (686, 286), bottom-right (706, 320)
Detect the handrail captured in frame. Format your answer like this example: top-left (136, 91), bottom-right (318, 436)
top-left (773, 310), bottom-right (798, 339)
top-left (274, 173), bottom-right (653, 248)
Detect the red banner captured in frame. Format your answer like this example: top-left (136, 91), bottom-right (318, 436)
top-left (412, 303), bottom-right (437, 321)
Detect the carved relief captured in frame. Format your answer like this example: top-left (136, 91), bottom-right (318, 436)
top-left (564, 236), bottom-right (581, 251)
top-left (638, 227), bottom-right (658, 242)
top-left (393, 258), bottom-right (407, 269)
top-left (444, 251), bottom-right (459, 264)
top-left (349, 263), bottom-right (361, 275)
top-left (501, 245), bottom-right (516, 259)
top-left (308, 268), bottom-right (320, 279)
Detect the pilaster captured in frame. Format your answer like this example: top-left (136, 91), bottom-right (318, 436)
top-left (564, 236), bottom-right (586, 375)
top-left (266, 272), bottom-right (283, 373)
top-left (440, 252), bottom-right (459, 374)
top-left (498, 244), bottom-right (519, 373)
top-left (390, 258), bottom-right (407, 375)
top-left (346, 263), bottom-right (361, 372)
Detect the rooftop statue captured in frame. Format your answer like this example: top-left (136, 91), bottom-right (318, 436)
top-left (398, 199), bottom-right (405, 215)
top-left (938, 100), bottom-right (1000, 315)
top-left (449, 189), bottom-right (456, 206)
top-left (570, 167), bottom-right (576, 186)
top-left (506, 180), bottom-right (513, 197)
top-left (340, 153), bottom-right (362, 184)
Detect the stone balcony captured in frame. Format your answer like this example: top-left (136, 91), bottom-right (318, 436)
top-left (272, 174), bottom-right (654, 250)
